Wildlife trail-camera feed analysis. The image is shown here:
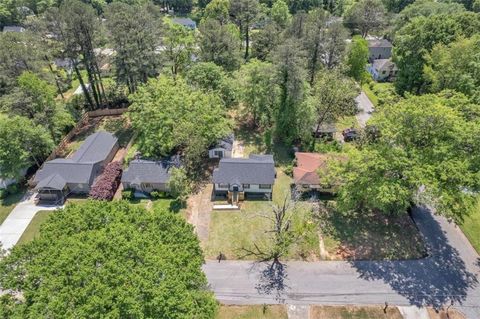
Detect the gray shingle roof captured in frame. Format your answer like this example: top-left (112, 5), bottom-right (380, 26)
top-left (70, 131), bottom-right (118, 163)
top-left (368, 39), bottom-right (393, 48)
top-left (34, 132), bottom-right (118, 189)
top-left (35, 174), bottom-right (67, 190)
top-left (212, 154), bottom-right (276, 185)
top-left (34, 162), bottom-right (95, 187)
top-left (372, 59), bottom-right (397, 71)
top-left (121, 160), bottom-right (173, 184)
top-left (213, 134), bottom-right (234, 151)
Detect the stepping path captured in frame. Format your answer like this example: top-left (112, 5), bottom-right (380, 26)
top-left (0, 191), bottom-right (62, 251)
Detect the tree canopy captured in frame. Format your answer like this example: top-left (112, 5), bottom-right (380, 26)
top-left (128, 76), bottom-right (231, 159)
top-left (0, 115), bottom-right (54, 179)
top-left (0, 201), bottom-right (217, 318)
top-left (324, 92), bottom-right (480, 222)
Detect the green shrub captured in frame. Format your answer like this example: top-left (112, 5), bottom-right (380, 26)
top-left (0, 189), bottom-right (6, 199)
top-left (5, 184), bottom-right (18, 195)
top-left (314, 141), bottom-right (343, 153)
top-left (284, 164), bottom-right (293, 177)
top-left (122, 188), bottom-right (134, 200)
top-left (150, 190), bottom-right (164, 199)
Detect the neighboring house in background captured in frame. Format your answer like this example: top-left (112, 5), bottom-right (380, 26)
top-left (367, 38), bottom-right (393, 62)
top-left (209, 134), bottom-right (234, 159)
top-left (213, 154), bottom-right (276, 202)
top-left (121, 157), bottom-right (180, 195)
top-left (293, 152), bottom-right (343, 192)
top-left (2, 26), bottom-right (25, 33)
top-left (34, 132), bottom-right (119, 203)
top-left (367, 59), bottom-right (398, 82)
top-left (172, 17), bottom-right (197, 29)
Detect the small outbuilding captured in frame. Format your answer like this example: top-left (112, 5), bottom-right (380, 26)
top-left (209, 134), bottom-right (234, 159)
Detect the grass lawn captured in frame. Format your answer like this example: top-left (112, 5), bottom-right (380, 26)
top-left (0, 191), bottom-right (25, 225)
top-left (362, 83), bottom-right (379, 107)
top-left (319, 208), bottom-right (427, 260)
top-left (460, 197), bottom-right (480, 254)
top-left (336, 115), bottom-right (359, 131)
top-left (17, 210), bottom-right (54, 245)
top-left (216, 305), bottom-right (288, 319)
top-left (310, 305), bottom-right (403, 319)
top-left (204, 171), bottom-right (320, 260)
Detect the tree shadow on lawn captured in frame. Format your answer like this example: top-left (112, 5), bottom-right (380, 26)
top-left (351, 207), bottom-right (478, 309)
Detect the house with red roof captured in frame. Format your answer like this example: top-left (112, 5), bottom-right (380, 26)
top-left (293, 152), bottom-right (341, 192)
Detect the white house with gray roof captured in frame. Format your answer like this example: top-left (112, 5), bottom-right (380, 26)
top-left (121, 158), bottom-right (180, 194)
top-left (367, 59), bottom-right (398, 82)
top-left (213, 154), bottom-right (276, 202)
top-left (209, 134), bottom-right (234, 159)
top-left (33, 132), bottom-right (118, 203)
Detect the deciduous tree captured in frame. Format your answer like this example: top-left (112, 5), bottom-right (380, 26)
top-left (0, 201), bottom-right (217, 318)
top-left (235, 59), bottom-right (277, 128)
top-left (346, 35), bottom-right (369, 81)
top-left (0, 115), bottom-right (54, 178)
top-left (343, 0), bottom-right (386, 37)
top-left (198, 19), bottom-right (242, 71)
top-left (324, 93), bottom-right (479, 221)
top-left (128, 76), bottom-right (231, 161)
top-left (162, 17), bottom-right (196, 76)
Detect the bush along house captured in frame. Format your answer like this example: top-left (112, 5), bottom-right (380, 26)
top-left (212, 154), bottom-right (276, 204)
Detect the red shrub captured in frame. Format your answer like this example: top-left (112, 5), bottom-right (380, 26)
top-left (89, 161), bottom-right (123, 200)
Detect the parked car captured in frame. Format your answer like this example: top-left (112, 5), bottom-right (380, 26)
top-left (342, 128), bottom-right (358, 142)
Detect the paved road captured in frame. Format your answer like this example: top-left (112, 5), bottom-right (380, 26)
top-left (203, 207), bottom-right (480, 318)
top-left (0, 192), bottom-right (61, 250)
top-left (355, 91), bottom-right (375, 128)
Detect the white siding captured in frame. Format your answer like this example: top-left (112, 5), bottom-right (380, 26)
top-left (209, 148), bottom-right (232, 159)
top-left (214, 183), bottom-right (272, 193)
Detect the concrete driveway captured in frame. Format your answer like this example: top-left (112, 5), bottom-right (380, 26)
top-left (355, 91), bottom-right (375, 128)
top-left (203, 207), bottom-right (480, 318)
top-left (0, 191), bottom-right (62, 251)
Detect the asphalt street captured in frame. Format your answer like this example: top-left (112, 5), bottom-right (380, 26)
top-left (203, 207), bottom-right (480, 318)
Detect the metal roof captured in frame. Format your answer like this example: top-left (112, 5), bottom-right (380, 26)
top-left (212, 154), bottom-right (276, 185)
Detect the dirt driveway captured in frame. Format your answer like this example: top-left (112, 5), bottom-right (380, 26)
top-left (186, 184), bottom-right (213, 243)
